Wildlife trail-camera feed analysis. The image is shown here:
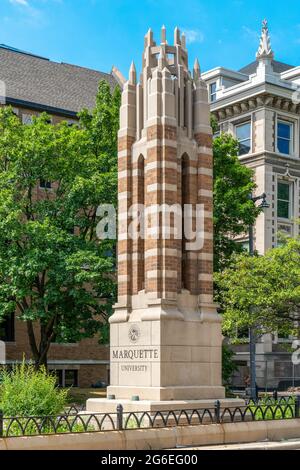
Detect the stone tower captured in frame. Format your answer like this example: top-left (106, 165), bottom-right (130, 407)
top-left (107, 27), bottom-right (225, 401)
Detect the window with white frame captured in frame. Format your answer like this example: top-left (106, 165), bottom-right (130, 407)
top-left (277, 120), bottom-right (293, 155)
top-left (22, 114), bottom-right (34, 125)
top-left (277, 181), bottom-right (292, 219)
top-left (236, 121), bottom-right (251, 156)
top-left (210, 82), bottom-right (217, 102)
top-left (39, 179), bottom-right (52, 190)
top-left (238, 240), bottom-right (250, 252)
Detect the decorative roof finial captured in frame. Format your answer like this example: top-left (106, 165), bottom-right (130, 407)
top-left (256, 19), bottom-right (274, 60)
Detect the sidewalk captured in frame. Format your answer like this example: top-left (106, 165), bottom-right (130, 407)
top-left (176, 440), bottom-right (300, 450)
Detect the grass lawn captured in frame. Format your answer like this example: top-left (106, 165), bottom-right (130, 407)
top-left (68, 388), bottom-right (107, 406)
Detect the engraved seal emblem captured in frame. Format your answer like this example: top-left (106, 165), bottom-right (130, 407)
top-left (128, 324), bottom-right (141, 344)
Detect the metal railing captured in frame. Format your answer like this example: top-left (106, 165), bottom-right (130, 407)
top-left (0, 396), bottom-right (299, 438)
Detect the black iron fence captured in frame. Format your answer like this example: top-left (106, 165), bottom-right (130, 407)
top-left (0, 396), bottom-right (299, 438)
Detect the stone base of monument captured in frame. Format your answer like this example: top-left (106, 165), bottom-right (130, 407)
top-left (86, 397), bottom-right (244, 414)
top-left (104, 302), bottom-right (229, 402)
top-left (85, 397), bottom-right (244, 430)
top-left (106, 385), bottom-right (226, 401)
top-left (94, 298), bottom-right (240, 419)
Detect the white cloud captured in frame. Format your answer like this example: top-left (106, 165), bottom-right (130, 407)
top-left (182, 28), bottom-right (204, 45)
top-left (242, 26), bottom-right (259, 42)
top-left (7, 0), bottom-right (45, 27)
top-left (9, 0), bottom-right (29, 6)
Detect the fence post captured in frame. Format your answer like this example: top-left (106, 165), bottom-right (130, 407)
top-left (273, 389), bottom-right (278, 402)
top-left (0, 410), bottom-right (3, 437)
top-left (117, 404), bottom-right (123, 430)
top-left (214, 400), bottom-right (221, 424)
top-left (295, 396), bottom-right (300, 419)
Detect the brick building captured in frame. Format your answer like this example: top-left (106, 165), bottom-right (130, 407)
top-left (0, 44), bottom-right (124, 388)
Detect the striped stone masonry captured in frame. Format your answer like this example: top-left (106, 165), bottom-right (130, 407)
top-left (106, 26), bottom-right (225, 402)
top-left (114, 27), bottom-right (216, 308)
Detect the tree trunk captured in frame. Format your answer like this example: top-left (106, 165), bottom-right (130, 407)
top-left (37, 324), bottom-right (52, 370)
top-left (26, 320), bottom-right (53, 370)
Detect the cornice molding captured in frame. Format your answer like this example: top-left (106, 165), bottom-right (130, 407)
top-left (213, 92), bottom-right (300, 121)
top-left (237, 150), bottom-right (300, 173)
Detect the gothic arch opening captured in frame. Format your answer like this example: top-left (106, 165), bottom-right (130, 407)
top-left (181, 153), bottom-right (189, 291)
top-left (137, 154), bottom-right (145, 292)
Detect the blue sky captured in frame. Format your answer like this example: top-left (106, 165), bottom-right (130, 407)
top-left (0, 0), bottom-right (300, 78)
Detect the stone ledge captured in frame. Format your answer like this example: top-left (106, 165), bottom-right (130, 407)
top-left (1, 419), bottom-right (299, 450)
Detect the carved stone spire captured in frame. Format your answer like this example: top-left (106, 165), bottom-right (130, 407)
top-left (161, 24), bottom-right (167, 44)
top-left (174, 26), bottom-right (181, 45)
top-left (193, 58), bottom-right (201, 80)
top-left (129, 61), bottom-right (136, 85)
top-left (181, 32), bottom-right (186, 49)
top-left (256, 19), bottom-right (274, 60)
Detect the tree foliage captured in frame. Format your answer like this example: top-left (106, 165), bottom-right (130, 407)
top-left (222, 344), bottom-right (238, 386)
top-left (0, 81), bottom-right (120, 367)
top-left (213, 132), bottom-right (260, 272)
top-left (215, 237), bottom-right (300, 339)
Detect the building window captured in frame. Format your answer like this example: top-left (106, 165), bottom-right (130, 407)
top-left (277, 182), bottom-right (292, 219)
top-left (39, 179), bottom-right (52, 190)
top-left (65, 370), bottom-right (78, 388)
top-left (238, 240), bottom-right (250, 252)
top-left (277, 121), bottom-right (292, 155)
top-left (67, 119), bottom-right (77, 127)
top-left (22, 114), bottom-right (34, 125)
top-left (53, 370), bottom-right (63, 387)
top-left (236, 122), bottom-right (251, 156)
top-left (52, 369), bottom-right (78, 388)
top-left (0, 313), bottom-right (15, 342)
top-left (213, 125), bottom-right (220, 139)
top-left (210, 82), bottom-right (217, 102)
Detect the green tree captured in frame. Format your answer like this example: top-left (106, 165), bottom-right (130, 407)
top-left (222, 344), bottom-right (238, 386)
top-left (213, 132), bottom-right (259, 272)
top-left (0, 80), bottom-right (120, 368)
top-left (215, 237), bottom-right (300, 340)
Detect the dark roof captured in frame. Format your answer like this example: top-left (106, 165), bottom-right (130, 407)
top-left (239, 60), bottom-right (295, 75)
top-left (0, 45), bottom-right (117, 115)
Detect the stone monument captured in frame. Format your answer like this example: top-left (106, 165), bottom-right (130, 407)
top-left (88, 26), bottom-right (231, 412)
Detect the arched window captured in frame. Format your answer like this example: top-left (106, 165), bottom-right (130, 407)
top-left (137, 154), bottom-right (145, 292)
top-left (181, 154), bottom-right (189, 290)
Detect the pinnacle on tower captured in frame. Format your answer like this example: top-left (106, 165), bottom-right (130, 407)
top-left (181, 32), bottom-right (186, 49)
top-left (174, 26), bottom-right (181, 45)
top-left (145, 28), bottom-right (154, 47)
top-left (256, 19), bottom-right (274, 60)
top-left (193, 58), bottom-right (201, 80)
top-left (158, 49), bottom-right (167, 70)
top-left (129, 61), bottom-right (136, 85)
top-left (161, 25), bottom-right (167, 44)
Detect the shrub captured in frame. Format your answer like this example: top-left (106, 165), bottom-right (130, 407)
top-left (0, 361), bottom-right (69, 417)
top-left (249, 396), bottom-right (295, 421)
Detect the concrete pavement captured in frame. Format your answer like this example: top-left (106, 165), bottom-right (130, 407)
top-left (176, 439), bottom-right (300, 450)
